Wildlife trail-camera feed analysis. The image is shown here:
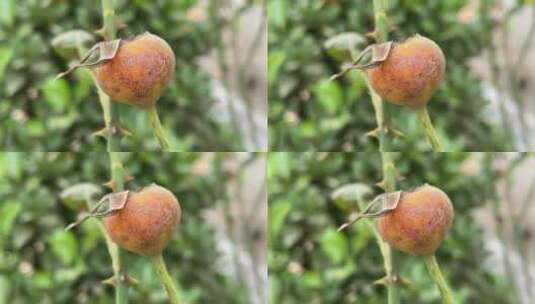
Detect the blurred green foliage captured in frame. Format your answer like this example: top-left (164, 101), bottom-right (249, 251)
top-left (0, 0), bottom-right (252, 151)
top-left (268, 152), bottom-right (516, 303)
top-left (0, 152), bottom-right (257, 303)
top-left (268, 0), bottom-right (511, 151)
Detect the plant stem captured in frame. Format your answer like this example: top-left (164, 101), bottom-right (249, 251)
top-left (100, 1), bottom-right (128, 303)
top-left (146, 105), bottom-right (171, 151)
top-left (151, 254), bottom-right (180, 304)
top-left (415, 107), bottom-right (442, 151)
top-left (423, 255), bottom-right (456, 304)
top-left (369, 1), bottom-right (399, 303)
top-left (209, 0), bottom-right (241, 142)
top-left (109, 152), bottom-right (127, 304)
top-left (381, 151), bottom-right (399, 304)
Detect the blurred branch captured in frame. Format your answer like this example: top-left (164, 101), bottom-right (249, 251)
top-left (489, 153), bottom-right (533, 302)
top-left (500, 3), bottom-right (532, 149)
top-left (209, 0), bottom-right (241, 142)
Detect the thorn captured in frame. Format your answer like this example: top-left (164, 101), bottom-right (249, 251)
top-left (101, 276), bottom-right (116, 286)
top-left (95, 27), bottom-right (106, 38)
top-left (389, 127), bottom-right (405, 138)
top-left (376, 179), bottom-right (386, 190)
top-left (366, 30), bottom-right (379, 40)
top-left (104, 173), bottom-right (134, 190)
top-left (397, 276), bottom-right (414, 289)
top-left (92, 123), bottom-right (130, 138)
top-left (115, 18), bottom-right (127, 30)
top-left (365, 127), bottom-right (381, 138)
top-left (374, 275), bottom-right (405, 287)
top-left (373, 276), bottom-right (388, 286)
top-left (104, 179), bottom-right (115, 191)
top-left (118, 125), bottom-right (133, 137)
top-left (101, 274), bottom-right (137, 286)
top-left (387, 20), bottom-right (397, 32)
top-left (92, 127), bottom-right (108, 138)
top-left (124, 174), bottom-right (134, 183)
top-left (125, 274), bottom-right (138, 285)
top-left (109, 123), bottom-right (119, 136)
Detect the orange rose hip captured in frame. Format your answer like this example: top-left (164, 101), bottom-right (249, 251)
top-left (104, 184), bottom-right (181, 256)
top-left (94, 32), bottom-right (176, 108)
top-left (377, 184), bottom-right (454, 256)
top-left (367, 34), bottom-right (445, 108)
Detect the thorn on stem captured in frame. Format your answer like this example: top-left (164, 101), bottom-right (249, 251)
top-left (365, 127), bottom-right (381, 138)
top-left (366, 30), bottom-right (379, 40)
top-left (92, 127), bottom-right (109, 138)
top-left (376, 179), bottom-right (386, 190)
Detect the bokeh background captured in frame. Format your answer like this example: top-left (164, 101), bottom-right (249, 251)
top-left (0, 0), bottom-right (266, 151)
top-left (268, 0), bottom-right (535, 151)
top-left (268, 152), bottom-right (535, 303)
top-left (0, 152), bottom-right (267, 304)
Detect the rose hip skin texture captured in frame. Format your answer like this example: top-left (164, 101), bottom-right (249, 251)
top-left (94, 33), bottom-right (176, 108)
top-left (367, 35), bottom-right (446, 108)
top-left (377, 184), bottom-right (454, 256)
top-left (104, 184), bottom-right (181, 256)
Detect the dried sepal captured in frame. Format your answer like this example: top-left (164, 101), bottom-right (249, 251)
top-left (65, 190), bottom-right (129, 231)
top-left (56, 39), bottom-right (121, 79)
top-left (338, 190), bottom-right (402, 231)
top-left (330, 41), bottom-right (393, 81)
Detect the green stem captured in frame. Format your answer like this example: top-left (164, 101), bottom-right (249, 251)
top-left (146, 105), bottom-right (171, 151)
top-left (100, 1), bottom-right (128, 303)
top-left (369, 1), bottom-right (399, 303)
top-left (109, 152), bottom-right (127, 304)
top-left (381, 152), bottom-right (398, 304)
top-left (415, 107), bottom-right (442, 152)
top-left (373, 0), bottom-right (388, 42)
top-left (423, 255), bottom-right (456, 304)
top-left (151, 254), bottom-right (180, 304)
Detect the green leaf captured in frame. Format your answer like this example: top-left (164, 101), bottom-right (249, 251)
top-left (48, 230), bottom-right (78, 265)
top-left (324, 32), bottom-right (366, 61)
top-left (0, 201), bottom-right (21, 248)
top-left (41, 77), bottom-right (70, 113)
top-left (268, 51), bottom-right (285, 86)
top-left (269, 200), bottom-right (291, 240)
top-left (268, 152), bottom-right (290, 180)
top-left (60, 183), bottom-right (102, 211)
top-left (51, 30), bottom-right (94, 60)
top-left (0, 275), bottom-right (11, 303)
top-left (313, 79), bottom-right (342, 115)
top-left (319, 228), bottom-right (347, 264)
top-left (0, 47), bottom-right (13, 83)
top-left (32, 271), bottom-right (53, 289)
top-left (302, 271), bottom-right (322, 288)
top-left (331, 183), bottom-right (373, 211)
top-left (0, 0), bottom-right (14, 27)
top-left (269, 0), bottom-right (287, 28)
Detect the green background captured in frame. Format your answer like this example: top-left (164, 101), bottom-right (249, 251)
top-left (268, 0), bottom-right (511, 151)
top-left (0, 0), bottom-right (254, 151)
top-left (0, 152), bottom-right (262, 304)
top-left (268, 152), bottom-right (517, 303)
